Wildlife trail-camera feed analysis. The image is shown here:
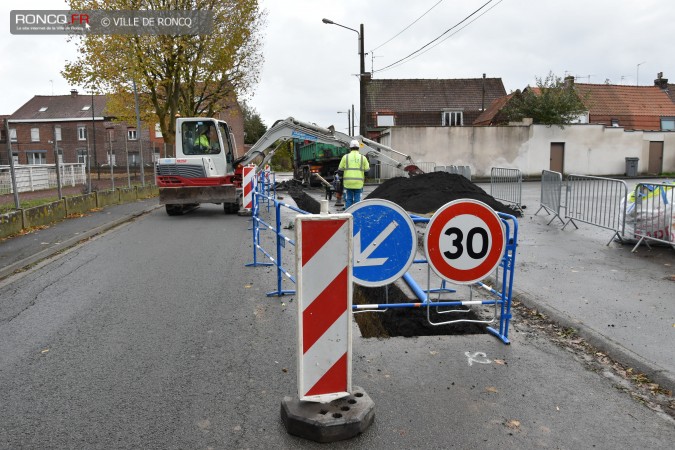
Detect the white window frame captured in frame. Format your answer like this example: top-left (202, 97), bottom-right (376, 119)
top-left (55, 125), bottom-right (62, 141)
top-left (28, 151), bottom-right (47, 165)
top-left (78, 126), bottom-right (87, 141)
top-left (661, 117), bottom-right (675, 131)
top-left (10, 128), bottom-right (17, 142)
top-left (376, 115), bottom-right (395, 127)
top-left (442, 111), bottom-right (463, 127)
top-left (127, 129), bottom-right (138, 141)
top-left (31, 128), bottom-right (40, 142)
top-left (77, 149), bottom-right (88, 164)
top-left (155, 123), bottom-right (163, 138)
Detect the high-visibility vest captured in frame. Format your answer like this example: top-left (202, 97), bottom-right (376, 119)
top-left (195, 135), bottom-right (209, 148)
top-left (339, 150), bottom-right (370, 189)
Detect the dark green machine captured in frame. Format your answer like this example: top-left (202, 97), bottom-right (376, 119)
top-left (292, 139), bottom-right (350, 186)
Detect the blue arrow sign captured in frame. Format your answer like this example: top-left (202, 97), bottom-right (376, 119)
top-left (346, 199), bottom-right (417, 287)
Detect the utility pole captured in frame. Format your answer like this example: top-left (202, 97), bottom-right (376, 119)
top-left (5, 120), bottom-right (20, 209)
top-left (52, 124), bottom-right (63, 199)
top-left (133, 79), bottom-right (145, 185)
top-left (91, 92), bottom-right (98, 180)
top-left (359, 23), bottom-right (366, 138)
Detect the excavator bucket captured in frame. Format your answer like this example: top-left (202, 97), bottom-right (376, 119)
top-left (404, 164), bottom-right (424, 176)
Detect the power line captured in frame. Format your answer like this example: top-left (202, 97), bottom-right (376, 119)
top-left (370, 0), bottom-right (446, 52)
top-left (377, 0), bottom-right (504, 72)
top-left (374, 0), bottom-right (496, 74)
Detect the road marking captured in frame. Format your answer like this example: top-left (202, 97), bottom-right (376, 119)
top-left (465, 351), bottom-right (491, 366)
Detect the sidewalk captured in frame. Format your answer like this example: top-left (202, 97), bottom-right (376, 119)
top-left (503, 181), bottom-right (675, 392)
top-left (0, 197), bottom-right (161, 280)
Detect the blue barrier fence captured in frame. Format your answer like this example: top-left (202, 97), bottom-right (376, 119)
top-left (246, 171), bottom-right (518, 344)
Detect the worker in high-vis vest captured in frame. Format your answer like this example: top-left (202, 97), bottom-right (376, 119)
top-left (338, 140), bottom-right (370, 209)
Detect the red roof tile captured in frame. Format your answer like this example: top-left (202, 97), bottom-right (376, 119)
top-left (10, 93), bottom-right (109, 121)
top-left (574, 83), bottom-right (675, 117)
top-left (366, 78), bottom-right (506, 112)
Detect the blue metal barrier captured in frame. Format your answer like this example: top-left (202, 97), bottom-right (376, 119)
top-left (247, 175), bottom-right (518, 344)
top-left (355, 214), bottom-right (518, 344)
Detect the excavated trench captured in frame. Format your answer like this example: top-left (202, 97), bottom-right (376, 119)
top-left (284, 175), bottom-right (511, 338)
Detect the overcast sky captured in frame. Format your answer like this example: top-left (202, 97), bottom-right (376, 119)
top-left (3, 0), bottom-right (675, 135)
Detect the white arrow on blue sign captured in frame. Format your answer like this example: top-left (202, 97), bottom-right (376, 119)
top-left (346, 199), bottom-right (417, 287)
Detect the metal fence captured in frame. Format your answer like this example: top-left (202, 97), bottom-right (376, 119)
top-left (563, 174), bottom-right (628, 244)
top-left (0, 164), bottom-right (86, 194)
top-left (535, 170), bottom-right (564, 225)
top-left (435, 165), bottom-right (471, 180)
top-left (623, 182), bottom-right (675, 251)
top-left (378, 161), bottom-right (436, 179)
top-left (490, 167), bottom-right (523, 212)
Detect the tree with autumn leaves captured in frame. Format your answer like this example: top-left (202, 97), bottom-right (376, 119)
top-left (63, 0), bottom-right (266, 147)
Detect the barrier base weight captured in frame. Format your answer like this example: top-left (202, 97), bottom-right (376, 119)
top-left (280, 386), bottom-right (375, 443)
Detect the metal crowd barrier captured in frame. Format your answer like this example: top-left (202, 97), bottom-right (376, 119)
top-left (490, 167), bottom-right (523, 212)
top-left (433, 165), bottom-right (471, 180)
top-left (624, 182), bottom-right (675, 252)
top-left (535, 170), bottom-right (564, 225)
top-left (563, 174), bottom-right (628, 245)
top-left (246, 171), bottom-right (518, 344)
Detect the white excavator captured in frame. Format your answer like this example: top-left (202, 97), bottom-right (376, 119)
top-left (156, 116), bottom-right (422, 215)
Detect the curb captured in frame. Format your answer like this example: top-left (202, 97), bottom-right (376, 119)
top-left (513, 286), bottom-right (675, 394)
top-left (0, 204), bottom-right (161, 281)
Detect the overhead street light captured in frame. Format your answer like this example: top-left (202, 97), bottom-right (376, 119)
top-left (636, 61), bottom-right (646, 86)
top-left (337, 110), bottom-right (351, 136)
top-left (322, 18), bottom-right (366, 137)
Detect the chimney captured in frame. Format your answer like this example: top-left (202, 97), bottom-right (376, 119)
top-left (70, 89), bottom-right (78, 97)
top-left (564, 75), bottom-right (575, 87)
top-left (654, 72), bottom-right (669, 89)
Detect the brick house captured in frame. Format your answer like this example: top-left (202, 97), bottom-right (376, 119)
top-left (364, 76), bottom-right (507, 139)
top-left (7, 89), bottom-right (245, 168)
top-left (475, 73), bottom-right (675, 131)
top-left (7, 89), bottom-right (149, 168)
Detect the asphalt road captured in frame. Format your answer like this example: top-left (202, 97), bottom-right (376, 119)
top-left (1, 197), bottom-right (674, 448)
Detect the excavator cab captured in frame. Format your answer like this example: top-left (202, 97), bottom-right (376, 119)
top-left (181, 121), bottom-right (221, 156)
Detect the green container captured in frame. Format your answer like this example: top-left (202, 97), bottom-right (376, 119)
top-left (296, 141), bottom-right (348, 164)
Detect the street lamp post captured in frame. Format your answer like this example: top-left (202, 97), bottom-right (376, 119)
top-left (337, 110), bottom-right (351, 136)
top-left (636, 61), bottom-right (646, 86)
top-left (322, 18), bottom-right (366, 137)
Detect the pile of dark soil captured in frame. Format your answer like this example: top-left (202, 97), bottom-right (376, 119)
top-left (366, 172), bottom-right (521, 216)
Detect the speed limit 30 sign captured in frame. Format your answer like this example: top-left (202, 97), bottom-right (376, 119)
top-left (424, 199), bottom-right (506, 284)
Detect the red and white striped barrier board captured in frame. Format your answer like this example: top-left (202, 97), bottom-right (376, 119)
top-left (242, 164), bottom-right (256, 210)
top-left (295, 214), bottom-right (353, 403)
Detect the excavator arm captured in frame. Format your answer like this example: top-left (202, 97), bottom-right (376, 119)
top-left (233, 117), bottom-right (422, 175)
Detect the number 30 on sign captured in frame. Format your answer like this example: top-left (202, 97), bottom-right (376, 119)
top-left (424, 199), bottom-right (506, 285)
